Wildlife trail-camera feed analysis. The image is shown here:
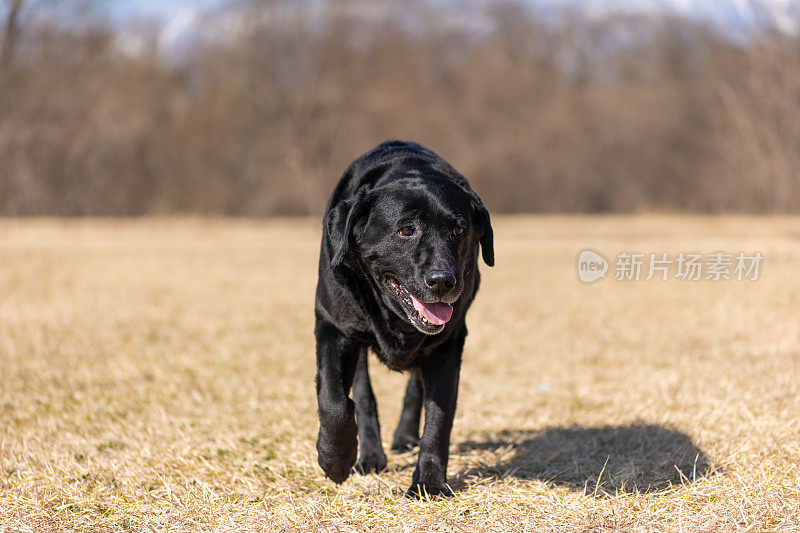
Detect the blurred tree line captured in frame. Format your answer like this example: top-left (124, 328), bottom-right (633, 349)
top-left (1, 0), bottom-right (799, 216)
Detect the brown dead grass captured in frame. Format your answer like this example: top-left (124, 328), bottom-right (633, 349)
top-left (1, 216), bottom-right (799, 532)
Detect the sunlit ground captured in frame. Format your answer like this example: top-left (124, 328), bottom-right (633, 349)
top-left (1, 216), bottom-right (799, 531)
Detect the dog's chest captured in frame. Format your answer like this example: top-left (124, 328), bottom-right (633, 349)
top-left (368, 325), bottom-right (453, 371)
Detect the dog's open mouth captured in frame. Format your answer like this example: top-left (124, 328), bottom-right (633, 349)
top-left (386, 275), bottom-right (453, 334)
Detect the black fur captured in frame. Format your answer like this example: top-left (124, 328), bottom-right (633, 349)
top-left (314, 140), bottom-right (493, 497)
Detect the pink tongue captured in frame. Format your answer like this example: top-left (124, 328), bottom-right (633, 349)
top-left (410, 296), bottom-right (453, 325)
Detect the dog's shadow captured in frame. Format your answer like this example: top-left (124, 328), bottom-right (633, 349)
top-left (450, 424), bottom-right (717, 496)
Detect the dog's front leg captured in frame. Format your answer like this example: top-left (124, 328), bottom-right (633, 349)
top-left (315, 321), bottom-right (360, 483)
top-left (407, 328), bottom-right (466, 497)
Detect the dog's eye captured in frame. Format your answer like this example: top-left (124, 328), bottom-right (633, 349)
top-left (398, 226), bottom-right (415, 237)
top-left (453, 227), bottom-right (464, 235)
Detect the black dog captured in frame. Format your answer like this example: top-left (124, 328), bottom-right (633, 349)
top-left (314, 140), bottom-right (493, 497)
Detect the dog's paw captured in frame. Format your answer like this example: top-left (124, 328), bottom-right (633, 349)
top-left (390, 433), bottom-right (420, 452)
top-left (405, 482), bottom-right (455, 499)
top-left (317, 438), bottom-right (357, 483)
top-left (355, 450), bottom-right (387, 475)
top-left (318, 450), bottom-right (356, 484)
top-left (317, 419), bottom-right (358, 484)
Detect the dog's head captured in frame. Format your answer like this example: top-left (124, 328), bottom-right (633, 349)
top-left (327, 171), bottom-right (493, 335)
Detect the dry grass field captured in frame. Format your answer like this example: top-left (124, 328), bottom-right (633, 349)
top-left (1, 216), bottom-right (799, 532)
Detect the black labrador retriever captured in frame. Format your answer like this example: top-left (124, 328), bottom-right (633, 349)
top-left (314, 140), bottom-right (493, 497)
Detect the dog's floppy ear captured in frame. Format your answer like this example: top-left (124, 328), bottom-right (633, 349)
top-left (327, 191), bottom-right (370, 268)
top-left (471, 194), bottom-right (494, 267)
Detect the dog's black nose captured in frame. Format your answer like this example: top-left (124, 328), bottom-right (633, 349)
top-left (425, 270), bottom-right (456, 293)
